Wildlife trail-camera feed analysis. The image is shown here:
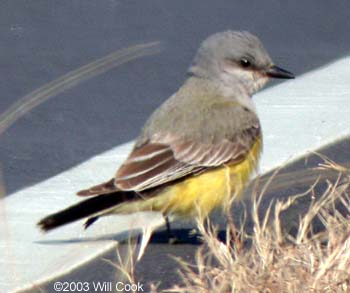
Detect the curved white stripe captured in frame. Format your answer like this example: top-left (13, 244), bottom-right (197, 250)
top-left (190, 145), bottom-right (213, 163)
top-left (178, 144), bottom-right (202, 162)
top-left (117, 156), bottom-right (173, 180)
top-left (175, 143), bottom-right (197, 159)
top-left (205, 144), bottom-right (227, 166)
top-left (127, 147), bottom-right (170, 163)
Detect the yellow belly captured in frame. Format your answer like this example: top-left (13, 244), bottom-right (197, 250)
top-left (117, 137), bottom-right (262, 218)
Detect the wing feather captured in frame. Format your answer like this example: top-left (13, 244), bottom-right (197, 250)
top-left (114, 124), bottom-right (261, 191)
top-left (79, 100), bottom-right (262, 194)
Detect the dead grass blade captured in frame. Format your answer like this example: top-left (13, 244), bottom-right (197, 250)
top-left (0, 41), bottom-right (162, 135)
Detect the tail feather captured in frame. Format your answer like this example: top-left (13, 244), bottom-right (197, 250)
top-left (37, 191), bottom-right (138, 232)
top-left (84, 216), bottom-right (99, 229)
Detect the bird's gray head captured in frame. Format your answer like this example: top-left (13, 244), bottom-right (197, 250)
top-left (189, 31), bottom-right (294, 95)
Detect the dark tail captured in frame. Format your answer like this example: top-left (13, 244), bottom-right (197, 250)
top-left (37, 191), bottom-right (138, 232)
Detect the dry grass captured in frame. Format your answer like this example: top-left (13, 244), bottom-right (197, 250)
top-left (116, 160), bottom-right (350, 292)
top-left (108, 158), bottom-right (350, 293)
top-left (167, 162), bottom-right (350, 293)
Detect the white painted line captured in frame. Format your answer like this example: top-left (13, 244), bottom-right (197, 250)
top-left (1, 57), bottom-right (350, 292)
top-left (258, 58), bottom-right (350, 173)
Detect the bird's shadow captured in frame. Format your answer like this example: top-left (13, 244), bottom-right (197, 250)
top-left (35, 228), bottom-right (227, 246)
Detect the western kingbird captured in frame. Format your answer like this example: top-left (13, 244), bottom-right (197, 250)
top-left (38, 31), bottom-right (294, 232)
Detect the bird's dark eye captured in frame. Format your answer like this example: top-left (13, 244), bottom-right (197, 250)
top-left (240, 58), bottom-right (251, 68)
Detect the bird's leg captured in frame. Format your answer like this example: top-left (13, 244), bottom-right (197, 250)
top-left (165, 216), bottom-right (171, 235)
top-left (164, 216), bottom-right (180, 244)
top-left (164, 216), bottom-right (203, 244)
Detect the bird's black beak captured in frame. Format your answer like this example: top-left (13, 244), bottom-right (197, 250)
top-left (266, 65), bottom-right (294, 79)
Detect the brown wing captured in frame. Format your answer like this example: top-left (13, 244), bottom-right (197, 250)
top-left (77, 129), bottom-right (259, 196)
top-left (77, 142), bottom-right (199, 196)
top-left (114, 124), bottom-right (261, 191)
top-left (114, 141), bottom-right (202, 191)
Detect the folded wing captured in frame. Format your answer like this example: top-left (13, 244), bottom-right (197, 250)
top-left (78, 104), bottom-right (261, 195)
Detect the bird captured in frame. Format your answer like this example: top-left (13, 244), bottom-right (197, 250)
top-left (38, 30), bottom-right (294, 234)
